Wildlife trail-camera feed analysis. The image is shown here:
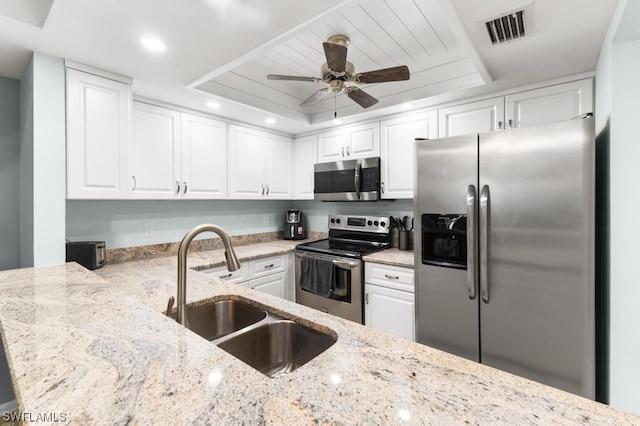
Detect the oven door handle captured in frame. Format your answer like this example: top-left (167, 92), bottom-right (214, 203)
top-left (332, 259), bottom-right (359, 269)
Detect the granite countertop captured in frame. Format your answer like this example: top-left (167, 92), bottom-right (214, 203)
top-left (0, 248), bottom-right (637, 423)
top-left (363, 248), bottom-right (414, 268)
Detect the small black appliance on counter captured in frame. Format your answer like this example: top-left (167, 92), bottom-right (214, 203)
top-left (283, 210), bottom-right (306, 240)
top-left (66, 241), bottom-right (106, 270)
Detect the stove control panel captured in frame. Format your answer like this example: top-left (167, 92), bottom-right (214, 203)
top-left (328, 215), bottom-right (390, 233)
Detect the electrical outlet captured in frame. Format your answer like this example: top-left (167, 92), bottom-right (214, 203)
top-left (144, 223), bottom-right (155, 237)
top-left (263, 215), bottom-right (269, 227)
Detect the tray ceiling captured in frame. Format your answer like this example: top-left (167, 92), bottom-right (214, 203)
top-left (192, 0), bottom-right (486, 124)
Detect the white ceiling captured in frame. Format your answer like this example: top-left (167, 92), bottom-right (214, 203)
top-left (0, 0), bottom-right (618, 135)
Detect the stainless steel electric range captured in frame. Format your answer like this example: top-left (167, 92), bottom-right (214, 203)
top-left (294, 214), bottom-right (391, 323)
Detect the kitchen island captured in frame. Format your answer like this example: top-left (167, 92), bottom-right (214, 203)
top-left (0, 246), bottom-right (636, 424)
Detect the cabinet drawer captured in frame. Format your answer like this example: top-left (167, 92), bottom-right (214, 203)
top-left (250, 254), bottom-right (287, 279)
top-left (201, 262), bottom-right (249, 284)
top-left (365, 263), bottom-right (414, 292)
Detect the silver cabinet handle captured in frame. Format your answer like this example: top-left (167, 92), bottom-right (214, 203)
top-left (346, 146), bottom-right (350, 156)
top-left (132, 175), bottom-right (137, 191)
top-left (381, 181), bottom-right (384, 194)
top-left (263, 264), bottom-right (275, 269)
top-left (507, 119), bottom-right (513, 129)
top-left (479, 185), bottom-right (490, 304)
top-left (176, 180), bottom-right (181, 194)
top-left (183, 181), bottom-right (187, 194)
top-left (219, 273), bottom-right (233, 278)
top-left (365, 292), bottom-right (369, 304)
top-left (466, 185), bottom-right (478, 300)
top-left (341, 147), bottom-right (345, 157)
top-left (384, 274), bottom-right (399, 280)
top-left (498, 121), bottom-right (503, 130)
top-left (266, 185), bottom-right (270, 195)
top-left (261, 185), bottom-right (265, 196)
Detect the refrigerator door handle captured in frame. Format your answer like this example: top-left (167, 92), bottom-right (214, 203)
top-left (466, 185), bottom-right (478, 300)
top-left (480, 185), bottom-right (490, 304)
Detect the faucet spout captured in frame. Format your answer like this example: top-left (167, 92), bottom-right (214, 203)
top-left (176, 224), bottom-right (240, 326)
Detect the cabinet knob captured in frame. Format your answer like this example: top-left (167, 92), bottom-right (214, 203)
top-left (176, 180), bottom-right (181, 194)
top-left (381, 181), bottom-right (384, 194)
top-left (261, 185), bottom-right (265, 195)
top-left (346, 146), bottom-right (350, 156)
top-left (266, 185), bottom-right (270, 195)
top-left (508, 119), bottom-right (513, 129)
top-left (365, 292), bottom-right (369, 304)
top-left (132, 175), bottom-right (137, 191)
top-left (219, 273), bottom-right (233, 279)
top-left (498, 121), bottom-right (503, 130)
top-left (264, 264), bottom-right (275, 269)
top-left (384, 274), bottom-right (400, 280)
top-left (183, 181), bottom-right (187, 194)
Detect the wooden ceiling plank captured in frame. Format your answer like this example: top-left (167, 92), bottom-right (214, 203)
top-left (392, 0), bottom-right (448, 57)
top-left (413, 0), bottom-right (461, 50)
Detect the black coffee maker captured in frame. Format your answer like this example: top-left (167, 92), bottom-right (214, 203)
top-left (283, 209), bottom-right (306, 240)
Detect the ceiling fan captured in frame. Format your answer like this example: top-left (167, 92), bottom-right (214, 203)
top-left (267, 35), bottom-right (410, 109)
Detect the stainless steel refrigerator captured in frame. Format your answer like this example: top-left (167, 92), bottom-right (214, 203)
top-left (414, 116), bottom-right (595, 399)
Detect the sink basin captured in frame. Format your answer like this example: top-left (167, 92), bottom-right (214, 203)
top-left (216, 319), bottom-right (337, 377)
top-left (180, 300), bottom-right (267, 341)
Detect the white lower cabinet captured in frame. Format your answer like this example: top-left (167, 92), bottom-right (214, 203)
top-left (200, 253), bottom-right (293, 301)
top-left (364, 263), bottom-right (415, 341)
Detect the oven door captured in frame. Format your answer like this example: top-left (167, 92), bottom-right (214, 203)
top-left (295, 251), bottom-right (363, 323)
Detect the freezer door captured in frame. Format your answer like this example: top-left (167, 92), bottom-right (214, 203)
top-left (478, 118), bottom-right (595, 398)
top-left (414, 135), bottom-right (480, 361)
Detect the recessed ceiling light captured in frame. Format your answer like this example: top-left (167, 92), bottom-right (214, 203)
top-left (206, 101), bottom-right (221, 109)
top-left (401, 103), bottom-right (414, 110)
top-left (139, 36), bottom-right (167, 53)
top-left (265, 118), bottom-right (277, 124)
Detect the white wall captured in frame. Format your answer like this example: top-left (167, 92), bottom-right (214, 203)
top-left (18, 53), bottom-right (66, 267)
top-left (66, 200), bottom-right (293, 248)
top-left (0, 77), bottom-right (20, 271)
top-left (595, 0), bottom-right (640, 414)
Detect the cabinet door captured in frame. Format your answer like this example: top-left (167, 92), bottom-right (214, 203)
top-left (380, 111), bottom-right (437, 199)
top-left (66, 69), bottom-right (131, 199)
top-left (317, 130), bottom-right (345, 163)
top-left (364, 284), bottom-right (415, 341)
top-left (505, 79), bottom-right (593, 128)
top-left (438, 97), bottom-right (505, 137)
top-left (293, 135), bottom-right (317, 200)
top-left (346, 122), bottom-right (380, 159)
top-left (265, 134), bottom-right (292, 199)
top-left (249, 271), bottom-right (286, 299)
top-left (131, 102), bottom-right (181, 199)
top-left (181, 114), bottom-right (227, 199)
top-left (227, 125), bottom-right (266, 199)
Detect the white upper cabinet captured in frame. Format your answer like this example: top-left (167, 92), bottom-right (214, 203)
top-left (505, 79), bottom-right (593, 128)
top-left (66, 68), bottom-right (131, 199)
top-left (438, 97), bottom-right (505, 138)
top-left (293, 135), bottom-right (317, 200)
top-left (265, 133), bottom-right (293, 199)
top-left (180, 113), bottom-right (227, 199)
top-left (380, 111), bottom-right (437, 199)
top-left (227, 125), bottom-right (292, 199)
top-left (317, 122), bottom-right (380, 163)
top-left (131, 102), bottom-right (181, 199)
top-left (131, 104), bottom-right (227, 199)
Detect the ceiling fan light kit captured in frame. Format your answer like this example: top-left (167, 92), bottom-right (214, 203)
top-left (266, 34), bottom-right (410, 109)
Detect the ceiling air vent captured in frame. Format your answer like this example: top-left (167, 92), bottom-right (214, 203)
top-left (485, 10), bottom-right (526, 45)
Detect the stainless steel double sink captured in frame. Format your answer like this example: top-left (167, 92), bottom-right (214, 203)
top-left (174, 298), bottom-right (337, 377)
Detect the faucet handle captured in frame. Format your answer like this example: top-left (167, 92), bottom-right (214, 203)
top-left (165, 296), bottom-right (175, 317)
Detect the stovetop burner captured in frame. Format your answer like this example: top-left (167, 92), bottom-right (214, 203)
top-left (295, 214), bottom-right (391, 259)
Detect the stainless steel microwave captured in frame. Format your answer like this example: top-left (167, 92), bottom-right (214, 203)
top-left (314, 157), bottom-right (381, 201)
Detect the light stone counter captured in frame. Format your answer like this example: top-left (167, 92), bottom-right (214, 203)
top-left (363, 248), bottom-right (415, 268)
top-left (0, 253), bottom-right (637, 424)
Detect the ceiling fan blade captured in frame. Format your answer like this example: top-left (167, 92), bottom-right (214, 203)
top-left (346, 87), bottom-right (379, 108)
top-left (267, 74), bottom-right (318, 82)
top-left (354, 65), bottom-right (410, 84)
top-left (300, 88), bottom-right (332, 106)
top-left (323, 42), bottom-right (348, 73)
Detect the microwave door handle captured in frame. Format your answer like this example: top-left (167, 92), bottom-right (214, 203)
top-left (354, 159), bottom-right (362, 200)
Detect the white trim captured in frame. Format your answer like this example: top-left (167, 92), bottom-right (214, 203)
top-left (64, 60), bottom-right (133, 85)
